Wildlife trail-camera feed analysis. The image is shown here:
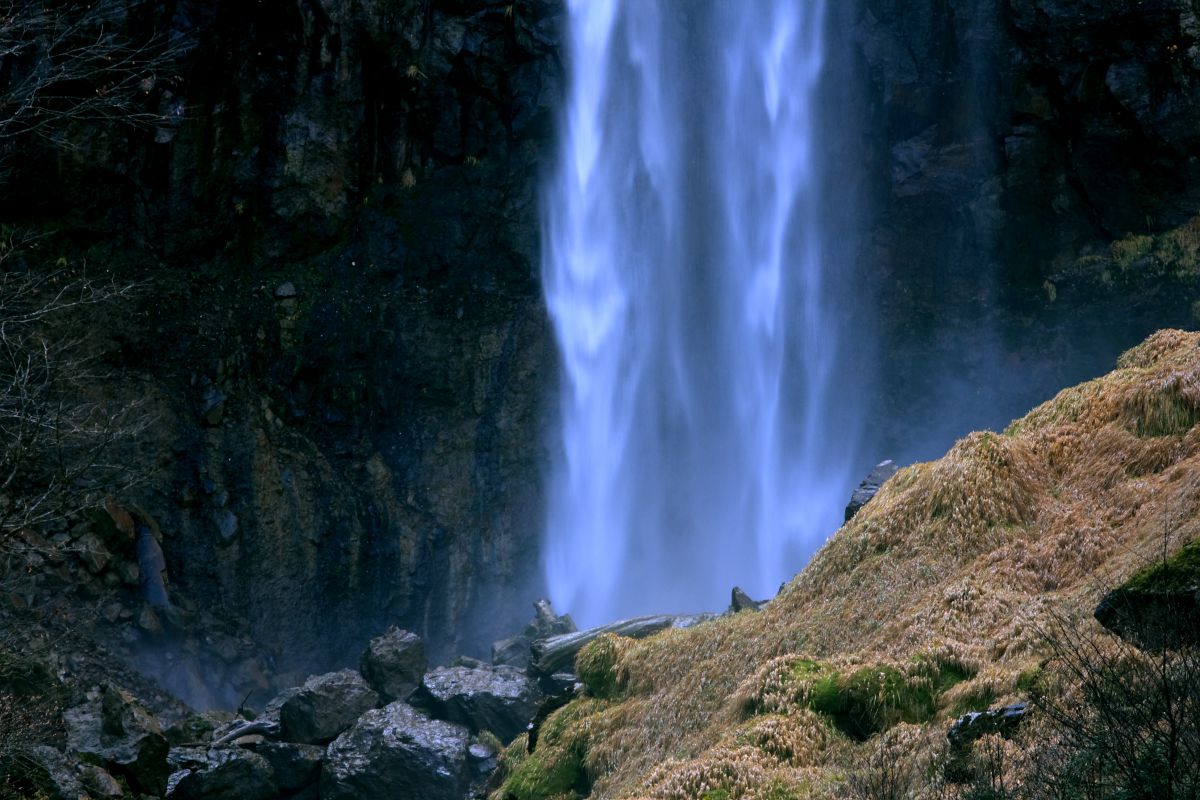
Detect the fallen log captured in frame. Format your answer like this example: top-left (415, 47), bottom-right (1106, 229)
top-left (530, 613), bottom-right (714, 676)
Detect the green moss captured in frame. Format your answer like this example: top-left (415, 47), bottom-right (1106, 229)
top-left (501, 743), bottom-right (588, 800)
top-left (1015, 664), bottom-right (1045, 696)
top-left (496, 700), bottom-right (603, 800)
top-left (1122, 539), bottom-right (1200, 593)
top-left (576, 633), bottom-right (628, 699)
top-left (805, 655), bottom-right (972, 740)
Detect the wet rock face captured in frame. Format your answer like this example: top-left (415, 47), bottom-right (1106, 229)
top-left (844, 460), bottom-right (899, 522)
top-left (410, 664), bottom-right (541, 743)
top-left (167, 747), bottom-right (277, 800)
top-left (32, 0), bottom-right (567, 682)
top-left (321, 702), bottom-right (472, 800)
top-left (847, 0), bottom-right (1200, 458)
top-left (278, 670), bottom-right (381, 745)
top-left (63, 686), bottom-right (170, 795)
top-left (360, 627), bottom-right (427, 702)
top-left (143, 0), bottom-right (563, 256)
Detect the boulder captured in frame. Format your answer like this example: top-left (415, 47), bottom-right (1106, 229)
top-left (492, 598), bottom-right (576, 669)
top-left (279, 670), bottom-right (380, 745)
top-left (1094, 539), bottom-right (1200, 650)
top-left (63, 685), bottom-right (170, 795)
top-left (19, 746), bottom-right (86, 800)
top-left (77, 763), bottom-right (124, 799)
top-left (359, 626), bottom-right (426, 701)
top-left (18, 747), bottom-right (121, 800)
top-left (948, 703), bottom-right (1029, 750)
top-left (321, 702), bottom-right (471, 800)
top-left (166, 748), bottom-right (276, 800)
top-left (844, 460), bottom-right (900, 522)
top-left (410, 665), bottom-right (541, 743)
top-left (729, 586), bottom-right (763, 613)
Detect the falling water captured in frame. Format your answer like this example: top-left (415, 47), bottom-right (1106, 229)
top-left (543, 0), bottom-right (857, 627)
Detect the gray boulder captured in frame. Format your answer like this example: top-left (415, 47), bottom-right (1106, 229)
top-left (21, 746), bottom-right (120, 800)
top-left (410, 665), bottom-right (541, 743)
top-left (359, 626), bottom-right (426, 701)
top-left (321, 702), bottom-right (471, 800)
top-left (948, 703), bottom-right (1029, 750)
top-left (845, 460), bottom-right (900, 521)
top-left (166, 748), bottom-right (276, 800)
top-left (729, 586), bottom-right (763, 613)
top-left (279, 670), bottom-right (380, 745)
top-left (63, 685), bottom-right (170, 795)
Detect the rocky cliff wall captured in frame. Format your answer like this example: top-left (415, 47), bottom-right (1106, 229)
top-left (2, 0), bottom-right (565, 681)
top-left (851, 0), bottom-right (1200, 461)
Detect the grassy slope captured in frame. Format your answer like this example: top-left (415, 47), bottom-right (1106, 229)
top-left (494, 329), bottom-right (1200, 800)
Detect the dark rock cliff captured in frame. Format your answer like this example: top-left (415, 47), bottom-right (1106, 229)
top-left (849, 0), bottom-right (1200, 461)
top-left (3, 0), bottom-right (564, 687)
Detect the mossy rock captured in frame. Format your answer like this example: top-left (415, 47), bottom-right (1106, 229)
top-left (575, 633), bottom-right (630, 699)
top-left (1095, 539), bottom-right (1200, 649)
top-left (494, 700), bottom-right (602, 800)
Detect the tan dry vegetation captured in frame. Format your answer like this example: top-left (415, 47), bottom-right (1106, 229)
top-left (494, 329), bottom-right (1200, 800)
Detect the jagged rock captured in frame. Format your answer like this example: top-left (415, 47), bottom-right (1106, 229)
top-left (492, 598), bottom-right (577, 669)
top-left (359, 626), bottom-right (426, 701)
top-left (63, 685), bottom-right (170, 795)
top-left (410, 665), bottom-right (541, 743)
top-left (21, 746), bottom-right (86, 800)
top-left (531, 614), bottom-right (714, 676)
top-left (321, 702), bottom-right (471, 800)
top-left (845, 460), bottom-right (900, 522)
top-left (729, 586), bottom-right (763, 613)
top-left (948, 703), bottom-right (1029, 750)
top-left (1094, 539), bottom-right (1200, 650)
top-left (19, 747), bottom-right (122, 800)
top-left (250, 742), bottom-right (323, 792)
top-left (77, 763), bottom-right (124, 799)
top-left (278, 669), bottom-right (380, 745)
top-left (75, 532), bottom-right (111, 574)
top-left (166, 748), bottom-right (276, 800)
top-left (274, 282), bottom-right (298, 299)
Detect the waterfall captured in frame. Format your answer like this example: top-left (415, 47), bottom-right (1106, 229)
top-left (543, 0), bottom-right (858, 627)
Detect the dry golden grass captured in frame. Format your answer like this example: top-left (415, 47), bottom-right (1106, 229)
top-left (494, 329), bottom-right (1200, 800)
